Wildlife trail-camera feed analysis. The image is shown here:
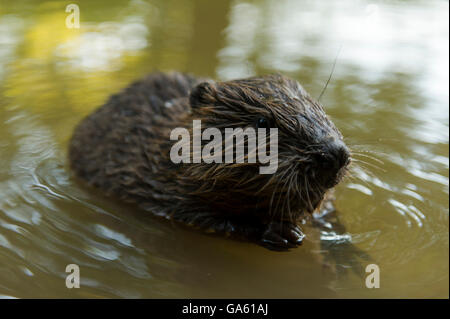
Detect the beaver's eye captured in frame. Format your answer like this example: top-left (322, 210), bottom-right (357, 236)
top-left (256, 117), bottom-right (269, 129)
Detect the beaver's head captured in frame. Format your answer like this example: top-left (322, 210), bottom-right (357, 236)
top-left (185, 74), bottom-right (350, 221)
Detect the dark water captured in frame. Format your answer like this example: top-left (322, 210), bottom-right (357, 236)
top-left (0, 0), bottom-right (448, 298)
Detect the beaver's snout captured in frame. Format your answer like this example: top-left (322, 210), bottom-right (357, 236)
top-left (313, 139), bottom-right (350, 188)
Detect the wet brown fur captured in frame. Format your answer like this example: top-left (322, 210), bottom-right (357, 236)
top-left (69, 72), bottom-right (349, 250)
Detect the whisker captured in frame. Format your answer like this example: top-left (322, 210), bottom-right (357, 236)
top-left (275, 168), bottom-right (292, 223)
top-left (347, 145), bottom-right (389, 157)
top-left (269, 166), bottom-right (291, 220)
top-left (351, 158), bottom-right (386, 173)
top-left (348, 164), bottom-right (379, 189)
top-left (351, 152), bottom-right (385, 165)
top-left (318, 45), bottom-right (342, 102)
top-left (304, 174), bottom-right (314, 212)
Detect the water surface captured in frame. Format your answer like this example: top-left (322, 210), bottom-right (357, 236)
top-left (0, 0), bottom-right (448, 298)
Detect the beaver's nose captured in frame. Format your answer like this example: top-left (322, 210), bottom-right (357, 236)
top-left (316, 140), bottom-right (350, 172)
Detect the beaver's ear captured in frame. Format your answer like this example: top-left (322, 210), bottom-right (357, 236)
top-left (189, 82), bottom-right (216, 108)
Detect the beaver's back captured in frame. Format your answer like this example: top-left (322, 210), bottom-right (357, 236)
top-left (69, 72), bottom-right (201, 202)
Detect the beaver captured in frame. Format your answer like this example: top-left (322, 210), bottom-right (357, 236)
top-left (69, 72), bottom-right (350, 250)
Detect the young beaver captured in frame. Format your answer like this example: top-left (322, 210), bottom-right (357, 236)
top-left (69, 72), bottom-right (350, 250)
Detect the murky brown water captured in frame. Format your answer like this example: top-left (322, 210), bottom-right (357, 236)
top-left (0, 0), bottom-right (448, 298)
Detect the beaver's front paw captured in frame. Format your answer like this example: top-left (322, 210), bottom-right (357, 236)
top-left (260, 222), bottom-right (305, 251)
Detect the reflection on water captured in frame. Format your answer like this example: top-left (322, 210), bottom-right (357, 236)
top-left (0, 0), bottom-right (448, 298)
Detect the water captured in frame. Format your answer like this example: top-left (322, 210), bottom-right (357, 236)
top-left (0, 0), bottom-right (448, 298)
